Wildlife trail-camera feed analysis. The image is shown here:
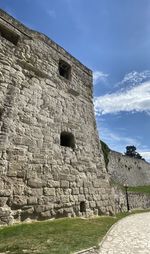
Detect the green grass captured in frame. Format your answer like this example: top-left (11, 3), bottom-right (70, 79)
top-left (128, 185), bottom-right (150, 194)
top-left (0, 211), bottom-right (149, 254)
top-left (110, 180), bottom-right (150, 195)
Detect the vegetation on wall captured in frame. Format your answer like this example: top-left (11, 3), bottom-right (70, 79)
top-left (125, 146), bottom-right (144, 160)
top-left (100, 140), bottom-right (110, 168)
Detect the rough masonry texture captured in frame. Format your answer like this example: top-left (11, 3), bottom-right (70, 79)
top-left (108, 151), bottom-right (150, 186)
top-left (108, 151), bottom-right (150, 213)
top-left (0, 10), bottom-right (115, 225)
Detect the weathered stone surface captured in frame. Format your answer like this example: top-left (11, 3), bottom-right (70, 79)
top-left (113, 184), bottom-right (150, 213)
top-left (43, 188), bottom-right (55, 196)
top-left (108, 151), bottom-right (150, 186)
top-left (0, 9), bottom-right (115, 224)
top-left (60, 180), bottom-right (69, 188)
top-left (0, 190), bottom-right (11, 197)
top-left (8, 195), bottom-right (27, 208)
top-left (27, 178), bottom-right (43, 188)
top-left (128, 192), bottom-right (150, 210)
top-left (0, 197), bottom-right (8, 207)
top-left (27, 197), bottom-right (38, 205)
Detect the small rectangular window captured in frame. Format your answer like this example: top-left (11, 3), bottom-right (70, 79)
top-left (0, 23), bottom-right (19, 45)
top-left (59, 60), bottom-right (71, 80)
top-left (60, 131), bottom-right (75, 149)
top-left (80, 201), bottom-right (86, 213)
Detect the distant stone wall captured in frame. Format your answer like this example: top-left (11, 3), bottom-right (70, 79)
top-left (0, 9), bottom-right (115, 225)
top-left (112, 185), bottom-right (150, 212)
top-left (108, 151), bottom-right (150, 187)
top-left (128, 193), bottom-right (150, 210)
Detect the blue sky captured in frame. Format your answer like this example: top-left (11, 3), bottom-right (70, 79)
top-left (1, 0), bottom-right (150, 160)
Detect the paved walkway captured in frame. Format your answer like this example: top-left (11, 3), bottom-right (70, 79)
top-left (98, 212), bottom-right (150, 254)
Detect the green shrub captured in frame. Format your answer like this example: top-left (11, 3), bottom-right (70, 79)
top-left (100, 140), bottom-right (110, 168)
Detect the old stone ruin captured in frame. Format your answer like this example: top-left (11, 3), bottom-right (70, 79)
top-left (108, 150), bottom-right (150, 211)
top-left (108, 150), bottom-right (150, 187)
top-left (0, 9), bottom-right (116, 225)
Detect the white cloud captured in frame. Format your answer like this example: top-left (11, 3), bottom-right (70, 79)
top-left (139, 152), bottom-right (150, 162)
top-left (93, 71), bottom-right (109, 84)
top-left (98, 125), bottom-right (140, 152)
top-left (94, 81), bottom-right (150, 115)
top-left (98, 125), bottom-right (150, 162)
top-left (116, 70), bottom-right (150, 89)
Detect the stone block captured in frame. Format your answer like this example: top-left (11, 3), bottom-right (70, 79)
top-left (64, 188), bottom-right (71, 195)
top-left (34, 205), bottom-right (46, 213)
top-left (78, 195), bottom-right (86, 202)
top-left (83, 181), bottom-right (92, 188)
top-left (60, 180), bottom-right (69, 188)
top-left (83, 188), bottom-right (89, 194)
top-left (24, 187), bottom-right (43, 197)
top-left (44, 187), bottom-right (55, 196)
top-left (27, 197), bottom-right (38, 205)
top-left (27, 178), bottom-right (43, 188)
top-left (47, 180), bottom-right (60, 188)
top-left (88, 188), bottom-right (95, 194)
top-left (38, 196), bottom-right (56, 204)
top-left (0, 190), bottom-right (11, 197)
top-left (59, 174), bottom-right (69, 180)
top-left (93, 180), bottom-right (101, 188)
top-left (40, 210), bottom-right (51, 218)
top-left (70, 181), bottom-right (77, 188)
top-left (13, 184), bottom-right (24, 195)
top-left (79, 187), bottom-right (84, 194)
top-left (72, 188), bottom-right (79, 195)
top-left (60, 195), bottom-right (69, 203)
top-left (0, 207), bottom-right (11, 217)
top-left (9, 195), bottom-right (27, 208)
top-left (21, 206), bottom-right (34, 218)
top-left (89, 201), bottom-right (96, 208)
top-left (96, 201), bottom-right (103, 207)
top-left (0, 197), bottom-right (8, 207)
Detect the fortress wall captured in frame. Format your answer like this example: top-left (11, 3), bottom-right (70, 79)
top-left (128, 193), bottom-right (150, 210)
top-left (112, 185), bottom-right (127, 213)
top-left (0, 10), bottom-right (115, 225)
top-left (108, 151), bottom-right (150, 186)
top-left (112, 185), bottom-right (150, 213)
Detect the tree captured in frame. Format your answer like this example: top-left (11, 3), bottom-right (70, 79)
top-left (125, 146), bottom-right (144, 160)
top-left (125, 146), bottom-right (136, 157)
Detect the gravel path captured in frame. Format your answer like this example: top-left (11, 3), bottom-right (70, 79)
top-left (98, 212), bottom-right (150, 254)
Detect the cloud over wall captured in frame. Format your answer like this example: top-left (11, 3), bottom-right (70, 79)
top-left (94, 81), bottom-right (150, 115)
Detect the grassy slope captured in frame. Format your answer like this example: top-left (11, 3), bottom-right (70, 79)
top-left (128, 185), bottom-right (150, 194)
top-left (0, 211), bottom-right (149, 254)
top-left (0, 217), bottom-right (116, 254)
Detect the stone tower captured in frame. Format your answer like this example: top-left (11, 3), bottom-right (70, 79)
top-left (0, 9), bottom-right (115, 225)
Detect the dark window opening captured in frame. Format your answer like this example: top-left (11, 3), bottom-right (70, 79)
top-left (60, 132), bottom-right (75, 149)
top-left (0, 23), bottom-right (19, 45)
top-left (80, 201), bottom-right (86, 213)
top-left (59, 60), bottom-right (71, 80)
